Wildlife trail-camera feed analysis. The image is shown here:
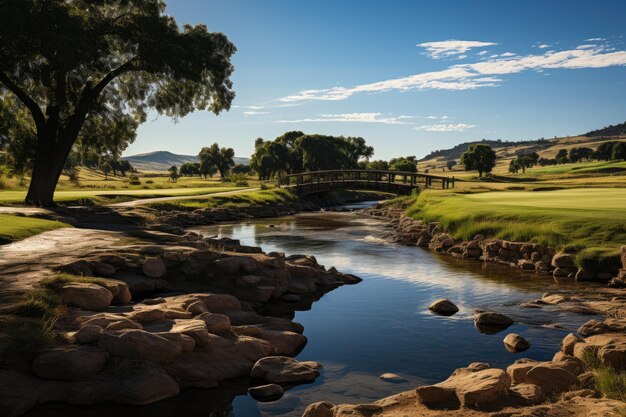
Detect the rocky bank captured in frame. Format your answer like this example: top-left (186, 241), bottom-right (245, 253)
top-left (0, 225), bottom-right (361, 416)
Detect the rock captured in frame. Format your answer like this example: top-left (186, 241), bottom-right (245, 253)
top-left (94, 262), bottom-right (116, 277)
top-left (525, 362), bottom-right (579, 394)
top-left (302, 402), bottom-right (335, 417)
top-left (75, 325), bottom-right (103, 344)
top-left (379, 373), bottom-right (407, 383)
top-left (98, 329), bottom-right (182, 364)
top-left (170, 319), bottom-right (211, 346)
top-left (60, 283), bottom-right (113, 311)
top-left (416, 367), bottom-right (511, 408)
top-left (561, 333), bottom-right (583, 355)
top-left (250, 356), bottom-right (321, 384)
top-left (279, 294), bottom-right (301, 302)
top-left (541, 292), bottom-right (569, 304)
top-left (578, 318), bottom-right (626, 337)
top-left (573, 333), bottom-right (626, 370)
top-left (111, 365), bottom-right (180, 405)
top-left (552, 253), bottom-right (575, 269)
top-left (33, 346), bottom-right (108, 380)
top-left (503, 333), bottom-right (530, 352)
top-left (248, 384), bottom-right (284, 402)
top-left (562, 389), bottom-right (599, 400)
top-left (106, 319), bottom-right (142, 331)
top-left (429, 298), bottom-right (459, 316)
top-left (99, 279), bottom-right (132, 305)
top-left (510, 383), bottom-right (544, 405)
top-left (142, 257), bottom-right (167, 278)
top-left (474, 312), bottom-right (513, 334)
top-left (196, 312), bottom-right (231, 334)
top-left (507, 361), bottom-right (539, 385)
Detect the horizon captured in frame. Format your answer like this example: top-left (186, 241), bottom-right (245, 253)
top-left (124, 0), bottom-right (626, 160)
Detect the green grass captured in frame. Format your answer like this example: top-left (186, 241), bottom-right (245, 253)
top-left (0, 214), bottom-right (70, 244)
top-left (0, 186), bottom-right (244, 206)
top-left (149, 188), bottom-right (296, 210)
top-left (41, 274), bottom-right (109, 291)
top-left (528, 160), bottom-right (626, 176)
top-left (583, 351), bottom-right (626, 402)
top-left (404, 188), bottom-right (626, 268)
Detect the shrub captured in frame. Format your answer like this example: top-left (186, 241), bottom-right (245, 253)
top-left (226, 173), bottom-right (249, 187)
top-left (145, 180), bottom-right (154, 184)
top-left (129, 175), bottom-right (141, 185)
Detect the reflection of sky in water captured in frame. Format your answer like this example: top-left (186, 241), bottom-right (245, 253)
top-left (191, 211), bottom-right (597, 417)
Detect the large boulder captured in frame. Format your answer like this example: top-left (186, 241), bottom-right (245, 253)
top-left (196, 312), bottom-right (231, 334)
top-left (552, 253), bottom-right (575, 269)
top-left (33, 346), bottom-right (108, 380)
top-left (519, 362), bottom-right (579, 394)
top-left (526, 362), bottom-right (579, 394)
top-left (60, 283), bottom-right (113, 311)
top-left (74, 325), bottom-right (103, 344)
top-left (474, 312), bottom-right (513, 334)
top-left (142, 257), bottom-right (167, 278)
top-left (250, 356), bottom-right (321, 384)
top-left (248, 383), bottom-right (284, 402)
top-left (503, 333), bottom-right (530, 352)
top-left (429, 299), bottom-right (459, 316)
top-left (573, 333), bottom-right (626, 370)
top-left (98, 329), bottom-right (182, 364)
top-left (170, 319), bottom-right (211, 347)
top-left (416, 365), bottom-right (511, 408)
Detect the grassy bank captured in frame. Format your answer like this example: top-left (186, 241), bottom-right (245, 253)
top-left (0, 214), bottom-right (70, 244)
top-left (400, 188), bottom-right (626, 271)
top-left (148, 188), bottom-right (392, 211)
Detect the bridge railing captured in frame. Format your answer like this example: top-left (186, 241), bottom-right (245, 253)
top-left (276, 169), bottom-right (454, 192)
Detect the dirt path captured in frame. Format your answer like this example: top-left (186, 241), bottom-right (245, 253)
top-left (0, 228), bottom-right (122, 307)
top-left (108, 187), bottom-right (260, 207)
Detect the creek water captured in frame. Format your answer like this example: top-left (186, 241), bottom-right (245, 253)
top-left (27, 202), bottom-right (599, 417)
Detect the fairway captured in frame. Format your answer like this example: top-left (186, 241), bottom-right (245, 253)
top-left (466, 188), bottom-right (626, 213)
top-left (405, 187), bottom-right (626, 269)
top-left (0, 186), bottom-right (244, 205)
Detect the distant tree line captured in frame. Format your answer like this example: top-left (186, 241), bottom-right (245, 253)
top-left (583, 122), bottom-right (626, 137)
top-left (250, 131), bottom-right (374, 180)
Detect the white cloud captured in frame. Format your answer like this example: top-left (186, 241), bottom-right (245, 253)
top-left (278, 112), bottom-right (414, 125)
top-left (279, 44), bottom-right (626, 102)
top-left (477, 51), bottom-right (488, 56)
top-left (500, 52), bottom-right (516, 57)
top-left (415, 123), bottom-right (475, 132)
top-left (234, 105), bottom-right (265, 110)
top-left (586, 38), bottom-right (605, 42)
top-left (243, 111), bottom-right (269, 116)
top-left (537, 44), bottom-right (551, 49)
top-left (417, 40), bottom-right (497, 59)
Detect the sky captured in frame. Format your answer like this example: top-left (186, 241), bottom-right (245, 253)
top-left (124, 0), bottom-right (626, 161)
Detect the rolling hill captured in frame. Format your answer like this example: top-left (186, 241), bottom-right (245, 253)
top-left (125, 151), bottom-right (250, 172)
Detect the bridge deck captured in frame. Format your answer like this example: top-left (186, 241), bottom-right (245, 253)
top-left (278, 169), bottom-right (454, 196)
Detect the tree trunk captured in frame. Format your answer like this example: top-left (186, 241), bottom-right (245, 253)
top-left (25, 128), bottom-right (75, 206)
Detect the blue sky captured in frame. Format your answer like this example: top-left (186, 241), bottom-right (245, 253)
top-left (125, 0), bottom-right (626, 160)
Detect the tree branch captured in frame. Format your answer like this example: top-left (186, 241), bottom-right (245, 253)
top-left (64, 58), bottom-right (138, 146)
top-left (0, 71), bottom-right (46, 132)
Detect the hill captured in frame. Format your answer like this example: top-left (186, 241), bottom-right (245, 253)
top-left (125, 151), bottom-right (250, 172)
top-left (417, 131), bottom-right (626, 177)
top-left (419, 138), bottom-right (551, 162)
top-left (584, 121), bottom-right (626, 137)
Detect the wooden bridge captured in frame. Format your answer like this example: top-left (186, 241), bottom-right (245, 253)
top-left (277, 169), bottom-right (454, 196)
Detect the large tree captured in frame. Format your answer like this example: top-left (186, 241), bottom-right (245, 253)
top-left (0, 0), bottom-right (236, 205)
top-left (199, 143), bottom-right (235, 178)
top-left (460, 144), bottom-right (496, 177)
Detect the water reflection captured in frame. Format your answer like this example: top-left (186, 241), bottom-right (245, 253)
top-left (28, 209), bottom-right (600, 417)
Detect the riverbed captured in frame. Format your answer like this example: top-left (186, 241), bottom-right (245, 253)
top-left (27, 204), bottom-right (599, 417)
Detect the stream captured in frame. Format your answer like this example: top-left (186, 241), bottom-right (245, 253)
top-left (27, 202), bottom-right (599, 417)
